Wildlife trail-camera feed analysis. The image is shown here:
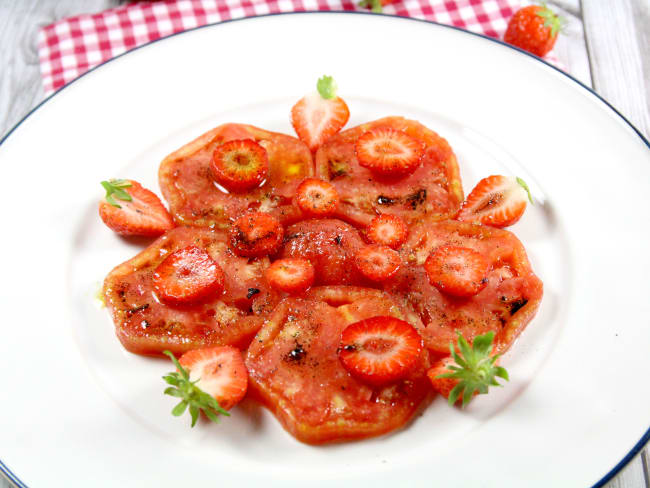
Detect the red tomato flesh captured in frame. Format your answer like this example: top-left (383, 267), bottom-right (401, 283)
top-left (276, 219), bottom-right (367, 286)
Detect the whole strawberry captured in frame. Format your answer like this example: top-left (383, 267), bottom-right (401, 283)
top-left (504, 4), bottom-right (563, 57)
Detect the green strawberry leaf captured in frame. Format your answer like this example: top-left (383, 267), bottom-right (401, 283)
top-left (358, 0), bottom-right (383, 12)
top-left (516, 177), bottom-right (534, 204)
top-left (316, 75), bottom-right (338, 100)
top-left (537, 2), bottom-right (565, 38)
top-left (436, 331), bottom-right (509, 407)
top-left (161, 350), bottom-right (230, 428)
top-left (101, 179), bottom-right (132, 209)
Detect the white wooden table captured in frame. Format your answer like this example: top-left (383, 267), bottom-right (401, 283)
top-left (0, 0), bottom-right (648, 486)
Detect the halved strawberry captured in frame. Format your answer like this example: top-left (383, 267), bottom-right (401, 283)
top-left (355, 128), bottom-right (424, 177)
top-left (265, 258), bottom-right (315, 294)
top-left (291, 76), bottom-right (350, 152)
top-left (427, 357), bottom-right (458, 400)
top-left (229, 212), bottom-right (284, 257)
top-left (210, 139), bottom-right (269, 193)
top-left (366, 214), bottom-right (408, 249)
top-left (295, 178), bottom-right (340, 217)
top-left (424, 245), bottom-right (489, 297)
top-left (153, 245), bottom-right (224, 305)
top-left (99, 179), bottom-right (174, 236)
top-left (355, 244), bottom-right (401, 282)
top-left (338, 316), bottom-right (423, 386)
top-left (456, 175), bottom-right (532, 228)
top-left (178, 346), bottom-right (248, 410)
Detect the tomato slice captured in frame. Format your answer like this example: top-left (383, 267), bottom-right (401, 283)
top-left (276, 219), bottom-right (367, 286)
top-left (245, 286), bottom-right (430, 444)
top-left (315, 117), bottom-right (463, 227)
top-left (103, 226), bottom-right (278, 356)
top-left (388, 220), bottom-right (543, 354)
top-left (159, 123), bottom-right (313, 228)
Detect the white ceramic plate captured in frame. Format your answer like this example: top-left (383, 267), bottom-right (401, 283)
top-left (0, 12), bottom-right (648, 488)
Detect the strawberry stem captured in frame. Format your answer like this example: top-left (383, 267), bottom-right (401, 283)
top-left (162, 350), bottom-right (230, 427)
top-left (436, 331), bottom-right (509, 407)
top-left (516, 177), bottom-right (534, 204)
top-left (537, 2), bottom-right (565, 37)
top-left (358, 0), bottom-right (383, 12)
top-left (101, 179), bottom-right (132, 208)
top-left (316, 75), bottom-right (338, 99)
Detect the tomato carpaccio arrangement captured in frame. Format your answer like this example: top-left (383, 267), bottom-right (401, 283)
top-left (100, 76), bottom-right (543, 444)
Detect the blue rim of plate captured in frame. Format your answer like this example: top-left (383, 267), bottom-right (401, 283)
top-left (0, 11), bottom-right (648, 488)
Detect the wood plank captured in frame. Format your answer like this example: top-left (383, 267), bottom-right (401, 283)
top-left (582, 0), bottom-right (650, 137)
top-left (548, 0), bottom-right (593, 87)
top-left (0, 0), bottom-right (122, 139)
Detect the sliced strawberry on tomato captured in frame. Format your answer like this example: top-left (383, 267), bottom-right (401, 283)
top-left (366, 214), bottom-right (408, 249)
top-left (295, 178), bottom-right (340, 217)
top-left (291, 76), bottom-right (350, 152)
top-left (355, 244), bottom-right (401, 282)
top-left (265, 258), bottom-right (315, 294)
top-left (355, 128), bottom-right (424, 177)
top-left (210, 139), bottom-right (269, 193)
top-left (229, 211), bottom-right (284, 257)
top-left (153, 245), bottom-right (225, 305)
top-left (99, 179), bottom-right (174, 236)
top-left (178, 346), bottom-right (248, 410)
top-left (338, 316), bottom-right (423, 386)
top-left (456, 175), bottom-right (533, 228)
top-left (424, 245), bottom-right (489, 297)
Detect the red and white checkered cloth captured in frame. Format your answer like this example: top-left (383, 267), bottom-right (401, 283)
top-left (38, 0), bottom-right (536, 96)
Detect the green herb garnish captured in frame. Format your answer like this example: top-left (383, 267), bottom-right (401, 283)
top-left (101, 179), bottom-right (132, 208)
top-left (162, 350), bottom-right (229, 427)
top-left (316, 75), bottom-right (339, 100)
top-left (437, 331), bottom-right (509, 407)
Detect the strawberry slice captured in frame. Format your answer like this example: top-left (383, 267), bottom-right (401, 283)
top-left (99, 179), bottom-right (174, 236)
top-left (366, 214), bottom-right (408, 249)
top-left (295, 178), bottom-right (340, 217)
top-left (355, 128), bottom-right (424, 177)
top-left (265, 258), bottom-right (315, 294)
top-left (210, 139), bottom-right (269, 193)
top-left (291, 76), bottom-right (350, 152)
top-left (229, 211), bottom-right (284, 257)
top-left (424, 245), bottom-right (489, 297)
top-left (153, 245), bottom-right (225, 305)
top-left (178, 346), bottom-right (248, 410)
top-left (355, 244), bottom-right (401, 282)
top-left (456, 175), bottom-right (533, 228)
top-left (338, 316), bottom-right (423, 386)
